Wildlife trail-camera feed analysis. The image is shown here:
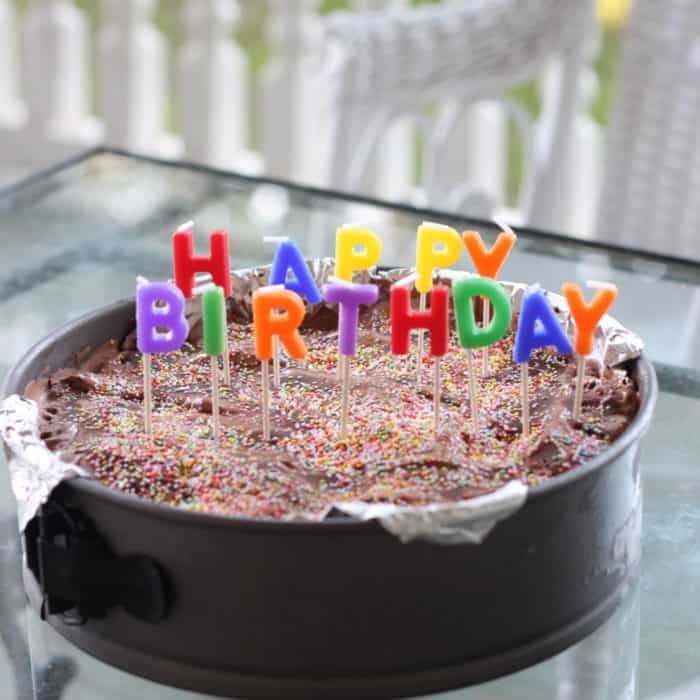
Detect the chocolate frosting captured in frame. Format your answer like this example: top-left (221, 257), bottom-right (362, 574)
top-left (26, 285), bottom-right (640, 520)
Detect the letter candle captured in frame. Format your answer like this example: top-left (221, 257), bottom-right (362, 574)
top-left (202, 286), bottom-right (227, 440)
top-left (513, 286), bottom-right (573, 435)
top-left (561, 281), bottom-right (618, 420)
top-left (391, 284), bottom-right (449, 433)
top-left (334, 225), bottom-right (382, 379)
top-left (264, 236), bottom-right (322, 388)
top-left (173, 222), bottom-right (232, 386)
top-left (322, 278), bottom-right (379, 438)
top-left (462, 219), bottom-right (517, 377)
top-left (452, 277), bottom-right (512, 435)
top-left (252, 286), bottom-right (307, 441)
top-left (136, 280), bottom-right (189, 439)
top-left (415, 222), bottom-right (462, 386)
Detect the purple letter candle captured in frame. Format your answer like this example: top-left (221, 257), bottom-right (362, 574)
top-left (322, 280), bottom-right (378, 356)
top-left (136, 282), bottom-right (189, 354)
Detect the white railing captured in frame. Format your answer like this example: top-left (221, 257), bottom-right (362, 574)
top-left (0, 0), bottom-right (602, 239)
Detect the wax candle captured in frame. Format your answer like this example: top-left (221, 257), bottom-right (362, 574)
top-left (391, 285), bottom-right (449, 357)
top-left (173, 226), bottom-right (232, 298)
top-left (323, 279), bottom-right (379, 437)
top-left (561, 281), bottom-right (618, 420)
top-left (513, 286), bottom-right (572, 435)
top-left (136, 281), bottom-right (189, 438)
top-left (252, 287), bottom-right (307, 440)
top-left (266, 237), bottom-right (320, 388)
top-left (415, 222), bottom-right (462, 293)
top-left (462, 223), bottom-right (517, 377)
top-left (269, 238), bottom-right (322, 304)
top-left (413, 222), bottom-right (461, 385)
top-left (452, 276), bottom-right (512, 435)
top-left (462, 227), bottom-right (517, 280)
top-left (173, 223), bottom-right (232, 386)
top-left (513, 287), bottom-right (572, 363)
top-left (202, 286), bottom-right (227, 439)
top-left (323, 280), bottom-right (378, 356)
top-left (136, 282), bottom-right (189, 354)
top-left (334, 225), bottom-right (382, 281)
top-left (560, 282), bottom-right (618, 356)
top-left (452, 277), bottom-right (512, 349)
top-left (391, 284), bottom-right (449, 433)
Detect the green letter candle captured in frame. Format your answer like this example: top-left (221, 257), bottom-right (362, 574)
top-left (452, 277), bottom-right (512, 348)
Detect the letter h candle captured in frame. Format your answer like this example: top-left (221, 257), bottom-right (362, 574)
top-left (173, 223), bottom-right (232, 386)
top-left (391, 284), bottom-right (449, 433)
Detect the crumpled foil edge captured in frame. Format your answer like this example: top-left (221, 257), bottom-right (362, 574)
top-left (0, 394), bottom-right (88, 532)
top-left (0, 261), bottom-right (643, 542)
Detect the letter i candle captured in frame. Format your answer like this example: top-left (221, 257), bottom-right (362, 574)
top-left (136, 280), bottom-right (189, 438)
top-left (265, 236), bottom-right (321, 388)
top-left (202, 286), bottom-right (227, 440)
top-left (391, 283), bottom-right (449, 433)
top-left (252, 286), bottom-right (307, 441)
top-left (462, 220), bottom-right (517, 377)
top-left (322, 278), bottom-right (378, 438)
top-left (173, 222), bottom-right (232, 386)
top-left (561, 281), bottom-right (618, 420)
top-left (414, 222), bottom-right (462, 386)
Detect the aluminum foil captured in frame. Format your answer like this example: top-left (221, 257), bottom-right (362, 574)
top-left (0, 261), bottom-right (643, 541)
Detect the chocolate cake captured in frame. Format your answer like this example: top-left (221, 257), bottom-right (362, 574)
top-left (24, 280), bottom-right (640, 521)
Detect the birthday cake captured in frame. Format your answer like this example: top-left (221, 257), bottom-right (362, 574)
top-left (23, 270), bottom-right (640, 521)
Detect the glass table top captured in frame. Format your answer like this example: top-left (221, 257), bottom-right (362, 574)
top-left (0, 149), bottom-right (698, 700)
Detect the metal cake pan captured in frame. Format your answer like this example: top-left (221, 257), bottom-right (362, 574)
top-left (1, 297), bottom-right (657, 699)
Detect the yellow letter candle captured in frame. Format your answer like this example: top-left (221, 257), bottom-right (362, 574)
top-left (414, 222), bottom-right (462, 385)
top-left (334, 225), bottom-right (383, 282)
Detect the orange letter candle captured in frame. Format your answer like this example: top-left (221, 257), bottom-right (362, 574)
top-left (252, 286), bottom-right (307, 440)
top-left (561, 281), bottom-right (618, 420)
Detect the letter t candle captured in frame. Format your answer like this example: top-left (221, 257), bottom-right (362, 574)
top-left (322, 278), bottom-right (379, 438)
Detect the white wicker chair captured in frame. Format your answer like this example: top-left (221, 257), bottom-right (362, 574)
top-left (596, 0), bottom-right (700, 262)
top-left (318, 0), bottom-right (595, 230)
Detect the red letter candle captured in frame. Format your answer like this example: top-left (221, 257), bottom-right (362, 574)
top-left (391, 284), bottom-right (449, 433)
top-left (173, 226), bottom-right (232, 298)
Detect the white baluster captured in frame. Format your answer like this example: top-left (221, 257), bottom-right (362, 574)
top-left (462, 101), bottom-right (506, 210)
top-left (21, 0), bottom-right (99, 140)
top-left (0, 0), bottom-right (24, 126)
top-left (353, 0), bottom-right (414, 201)
top-left (98, 0), bottom-right (178, 157)
top-left (524, 2), bottom-right (595, 235)
top-left (260, 0), bottom-right (326, 184)
top-left (177, 0), bottom-right (248, 169)
top-left (559, 67), bottom-right (602, 239)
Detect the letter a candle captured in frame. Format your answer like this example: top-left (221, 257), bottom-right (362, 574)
top-left (265, 236), bottom-right (321, 388)
top-left (452, 277), bottom-right (512, 434)
top-left (136, 280), bottom-right (189, 439)
top-left (334, 225), bottom-right (382, 379)
top-left (415, 222), bottom-right (462, 386)
top-left (391, 284), bottom-right (449, 433)
top-left (173, 222), bottom-right (232, 386)
top-left (252, 286), bottom-right (307, 441)
top-left (513, 286), bottom-right (573, 435)
top-left (202, 286), bottom-right (227, 440)
top-left (561, 281), bottom-right (618, 420)
top-left (462, 219), bottom-right (517, 377)
top-left (322, 279), bottom-right (379, 438)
